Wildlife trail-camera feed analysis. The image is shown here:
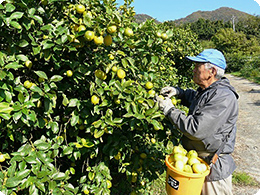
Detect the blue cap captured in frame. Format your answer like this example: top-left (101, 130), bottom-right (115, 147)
top-left (186, 49), bottom-right (226, 70)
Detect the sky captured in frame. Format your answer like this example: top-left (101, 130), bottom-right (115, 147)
top-left (116, 0), bottom-right (260, 22)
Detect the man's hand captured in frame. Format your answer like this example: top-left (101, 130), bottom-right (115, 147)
top-left (154, 94), bottom-right (174, 115)
top-left (160, 86), bottom-right (179, 98)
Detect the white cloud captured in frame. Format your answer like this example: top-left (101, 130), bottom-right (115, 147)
top-left (254, 0), bottom-right (260, 6)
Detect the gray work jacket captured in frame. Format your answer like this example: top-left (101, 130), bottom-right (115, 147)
top-left (166, 77), bottom-right (239, 181)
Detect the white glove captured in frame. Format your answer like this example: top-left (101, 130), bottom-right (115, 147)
top-left (154, 95), bottom-right (174, 115)
top-left (160, 86), bottom-right (179, 98)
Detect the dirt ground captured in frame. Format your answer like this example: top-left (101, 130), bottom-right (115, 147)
top-left (225, 74), bottom-right (260, 195)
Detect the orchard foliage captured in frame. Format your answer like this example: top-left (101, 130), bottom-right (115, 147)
top-left (0, 0), bottom-right (201, 194)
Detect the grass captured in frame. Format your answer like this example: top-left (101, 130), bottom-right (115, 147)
top-left (149, 171), bottom-right (167, 195)
top-left (149, 170), bottom-right (259, 195)
top-left (232, 171), bottom-right (260, 187)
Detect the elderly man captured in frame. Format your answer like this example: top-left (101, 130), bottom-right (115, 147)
top-left (156, 49), bottom-right (239, 195)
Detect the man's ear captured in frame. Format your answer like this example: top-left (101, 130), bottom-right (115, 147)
top-left (211, 67), bottom-right (217, 76)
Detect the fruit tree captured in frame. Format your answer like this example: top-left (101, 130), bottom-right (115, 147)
top-left (0, 0), bottom-right (201, 194)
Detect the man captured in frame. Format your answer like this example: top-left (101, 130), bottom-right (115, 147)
top-left (155, 49), bottom-right (239, 195)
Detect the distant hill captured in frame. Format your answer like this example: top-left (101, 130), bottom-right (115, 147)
top-left (134, 14), bottom-right (160, 24)
top-left (173, 7), bottom-right (252, 25)
top-left (134, 7), bottom-right (253, 25)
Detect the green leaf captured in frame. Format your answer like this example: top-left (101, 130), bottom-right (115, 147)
top-left (33, 46), bottom-right (41, 55)
top-left (52, 172), bottom-right (66, 180)
top-left (13, 111), bottom-right (22, 122)
top-left (62, 146), bottom-right (73, 155)
top-left (62, 94), bottom-right (69, 106)
top-left (50, 75), bottom-right (63, 82)
top-left (68, 98), bottom-right (78, 107)
top-left (35, 180), bottom-right (45, 193)
top-left (16, 169), bottom-right (31, 180)
top-left (16, 54), bottom-right (28, 61)
top-left (42, 40), bottom-right (55, 50)
top-left (0, 102), bottom-right (13, 114)
top-left (50, 122), bottom-right (59, 134)
top-left (34, 71), bottom-right (48, 79)
top-left (18, 39), bottom-right (29, 47)
top-left (121, 58), bottom-right (128, 68)
top-left (10, 11), bottom-right (24, 20)
top-left (6, 3), bottom-right (16, 12)
top-left (151, 56), bottom-right (159, 64)
top-left (5, 177), bottom-right (21, 188)
top-left (30, 86), bottom-right (44, 96)
top-left (94, 129), bottom-right (104, 139)
top-left (32, 15), bottom-right (43, 24)
top-left (24, 156), bottom-right (37, 164)
top-left (35, 142), bottom-right (50, 151)
top-left (5, 62), bottom-right (23, 70)
top-left (70, 115), bottom-right (79, 127)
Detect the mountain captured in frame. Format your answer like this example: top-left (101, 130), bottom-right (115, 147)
top-left (134, 14), bottom-right (160, 24)
top-left (173, 7), bottom-right (252, 25)
top-left (134, 7), bottom-right (252, 24)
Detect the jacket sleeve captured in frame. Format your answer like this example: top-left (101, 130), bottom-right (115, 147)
top-left (167, 90), bottom-right (238, 145)
top-left (177, 87), bottom-right (196, 108)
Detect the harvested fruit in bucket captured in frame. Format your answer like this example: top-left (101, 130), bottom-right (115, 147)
top-left (168, 145), bottom-right (208, 174)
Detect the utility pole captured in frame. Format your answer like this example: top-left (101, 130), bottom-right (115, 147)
top-left (231, 15), bottom-right (236, 32)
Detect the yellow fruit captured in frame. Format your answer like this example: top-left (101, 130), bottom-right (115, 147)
top-left (111, 66), bottom-right (117, 72)
top-left (161, 33), bottom-right (168, 40)
top-left (25, 60), bottom-right (32, 68)
top-left (183, 164), bottom-right (193, 173)
top-left (78, 25), bottom-right (86, 32)
top-left (24, 80), bottom-right (32, 89)
top-left (117, 69), bottom-right (126, 79)
top-left (145, 81), bottom-right (153, 89)
top-left (104, 35), bottom-right (112, 46)
top-left (182, 156), bottom-right (189, 164)
top-left (95, 70), bottom-right (106, 80)
top-left (187, 157), bottom-right (200, 166)
top-left (94, 36), bottom-right (104, 45)
top-left (171, 98), bottom-right (177, 105)
top-left (156, 32), bottom-right (162, 37)
top-left (131, 172), bottom-right (138, 183)
top-left (109, 54), bottom-right (115, 60)
top-left (91, 95), bottom-right (100, 105)
top-left (148, 89), bottom-right (156, 96)
top-left (41, 0), bottom-right (48, 5)
top-left (172, 153), bottom-right (184, 162)
top-left (0, 154), bottom-right (5, 162)
top-left (66, 70), bottom-right (73, 77)
top-left (36, 100), bottom-right (42, 108)
top-left (114, 152), bottom-right (121, 160)
top-left (106, 180), bottom-right (112, 188)
top-left (167, 47), bottom-right (172, 52)
top-left (186, 150), bottom-right (198, 159)
top-left (114, 98), bottom-right (120, 105)
top-left (158, 95), bottom-right (164, 100)
top-left (174, 160), bottom-right (184, 171)
top-left (83, 189), bottom-right (89, 194)
top-left (75, 4), bottom-right (85, 14)
top-left (84, 31), bottom-right (95, 41)
top-left (83, 11), bottom-right (92, 18)
top-left (140, 153), bottom-right (147, 159)
top-left (124, 27), bottom-right (133, 37)
top-left (107, 25), bottom-right (117, 34)
top-left (192, 163), bottom-right (205, 173)
top-left (172, 146), bottom-right (183, 154)
top-left (38, 77), bottom-right (44, 83)
top-left (151, 138), bottom-right (156, 144)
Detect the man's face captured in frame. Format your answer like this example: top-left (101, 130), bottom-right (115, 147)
top-left (193, 62), bottom-right (212, 87)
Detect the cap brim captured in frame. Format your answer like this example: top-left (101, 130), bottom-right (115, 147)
top-left (186, 56), bottom-right (208, 63)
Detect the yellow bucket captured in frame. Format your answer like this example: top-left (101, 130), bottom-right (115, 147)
top-left (165, 154), bottom-right (210, 195)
